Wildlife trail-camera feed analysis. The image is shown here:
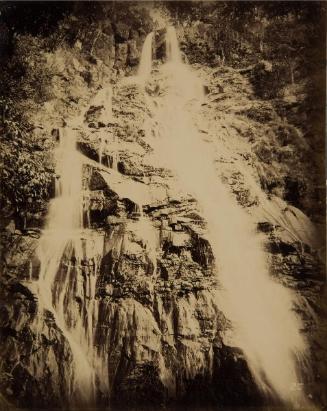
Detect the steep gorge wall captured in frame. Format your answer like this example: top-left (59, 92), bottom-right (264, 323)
top-left (0, 2), bottom-right (326, 410)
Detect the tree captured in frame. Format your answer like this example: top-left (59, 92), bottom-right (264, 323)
top-left (0, 98), bottom-right (54, 225)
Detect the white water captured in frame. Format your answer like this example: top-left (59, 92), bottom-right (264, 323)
top-left (146, 26), bottom-right (308, 406)
top-left (137, 32), bottom-right (154, 80)
top-left (166, 26), bottom-right (182, 64)
top-left (29, 32), bottom-right (161, 404)
top-left (99, 132), bottom-right (105, 164)
top-left (28, 26), bottom-right (311, 408)
top-left (91, 85), bottom-right (113, 122)
top-left (35, 126), bottom-right (106, 405)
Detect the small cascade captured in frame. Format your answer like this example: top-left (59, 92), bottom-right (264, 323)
top-left (137, 32), bottom-right (154, 80)
top-left (92, 85), bottom-right (113, 125)
top-left (34, 125), bottom-right (107, 405)
top-left (106, 86), bottom-right (113, 121)
top-left (166, 26), bottom-right (182, 64)
top-left (137, 203), bottom-right (143, 218)
top-left (97, 87), bottom-right (118, 170)
top-left (20, 27), bottom-right (314, 410)
top-left (133, 209), bottom-right (158, 275)
top-left (50, 126), bottom-right (84, 230)
top-left (130, 203), bottom-right (143, 220)
top-left (143, 25), bottom-right (309, 407)
top-left (112, 133), bottom-right (119, 171)
top-left (163, 26), bottom-right (203, 104)
top-left (28, 260), bottom-right (33, 282)
top-left (110, 151), bottom-right (119, 171)
top-left (83, 190), bottom-right (91, 229)
top-left (55, 175), bottom-right (61, 196)
top-left (101, 133), bottom-right (119, 170)
top-left (98, 134), bottom-right (105, 164)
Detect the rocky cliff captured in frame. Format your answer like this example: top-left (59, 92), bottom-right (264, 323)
top-left (0, 2), bottom-right (326, 410)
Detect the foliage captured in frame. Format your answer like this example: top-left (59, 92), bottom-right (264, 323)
top-left (167, 1), bottom-right (325, 86)
top-left (0, 1), bottom-right (155, 224)
top-left (0, 0), bottom-right (324, 223)
top-left (0, 98), bottom-right (53, 219)
top-left (0, 34), bottom-right (55, 103)
top-left (0, 2), bottom-right (72, 38)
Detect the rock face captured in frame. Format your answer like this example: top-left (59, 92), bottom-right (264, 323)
top-left (0, 236), bottom-right (74, 408)
top-left (0, 14), bottom-right (325, 411)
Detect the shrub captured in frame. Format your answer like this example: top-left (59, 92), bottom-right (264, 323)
top-left (0, 98), bottom-right (53, 221)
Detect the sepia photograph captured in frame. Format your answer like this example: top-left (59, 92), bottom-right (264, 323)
top-left (0, 1), bottom-right (326, 410)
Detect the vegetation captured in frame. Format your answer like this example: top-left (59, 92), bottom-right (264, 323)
top-left (0, 1), bottom-right (325, 226)
top-left (165, 1), bottom-right (325, 219)
top-left (0, 1), bottom-right (152, 227)
top-left (0, 3), bottom-right (69, 225)
top-left (0, 98), bottom-right (53, 224)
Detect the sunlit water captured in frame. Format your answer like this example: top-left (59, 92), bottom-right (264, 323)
top-left (30, 32), bottom-right (158, 405)
top-left (138, 31), bottom-right (154, 80)
top-left (144, 26), bottom-right (309, 407)
top-left (34, 126), bottom-right (108, 405)
top-left (27, 25), bottom-right (313, 409)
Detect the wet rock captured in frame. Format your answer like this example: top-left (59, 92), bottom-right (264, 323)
top-left (112, 362), bottom-right (166, 407)
top-left (212, 345), bottom-right (264, 406)
top-left (1, 32), bottom-right (325, 410)
top-left (114, 21), bottom-right (130, 42)
top-left (93, 32), bottom-right (115, 67)
top-left (0, 281), bottom-right (74, 408)
top-left (154, 29), bottom-right (166, 61)
top-left (284, 176), bottom-right (306, 209)
top-left (89, 190), bottom-right (105, 211)
top-left (127, 39), bottom-right (140, 66)
top-left (77, 140), bottom-right (98, 161)
top-left (115, 43), bottom-right (128, 68)
top-left (257, 221), bottom-right (274, 233)
top-left (190, 234), bottom-right (214, 270)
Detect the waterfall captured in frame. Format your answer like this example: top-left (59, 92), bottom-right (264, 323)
top-left (106, 86), bottom-right (113, 121)
top-left (45, 127), bottom-right (83, 230)
top-left (25, 27), bottom-right (310, 408)
top-left (34, 125), bottom-right (107, 405)
top-left (166, 26), bottom-right (182, 64)
top-left (146, 26), bottom-right (308, 407)
top-left (111, 150), bottom-right (118, 170)
top-left (138, 32), bottom-right (154, 80)
top-left (99, 133), bottom-right (105, 164)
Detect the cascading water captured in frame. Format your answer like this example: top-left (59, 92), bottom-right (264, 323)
top-left (98, 133), bottom-right (105, 164)
top-left (31, 34), bottom-right (159, 400)
top-left (138, 31), bottom-right (154, 80)
top-left (166, 26), bottom-right (182, 64)
top-left (26, 27), bottom-right (312, 409)
top-left (34, 125), bottom-right (107, 405)
top-left (145, 26), bottom-right (309, 407)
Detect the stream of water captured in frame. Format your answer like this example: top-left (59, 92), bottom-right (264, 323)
top-left (144, 26), bottom-right (309, 408)
top-left (31, 26), bottom-right (311, 409)
top-left (35, 125), bottom-right (107, 405)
